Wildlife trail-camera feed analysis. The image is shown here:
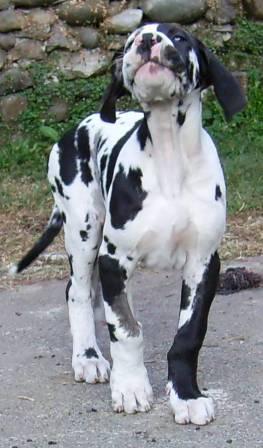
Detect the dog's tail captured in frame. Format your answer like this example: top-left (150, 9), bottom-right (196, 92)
top-left (10, 205), bottom-right (63, 275)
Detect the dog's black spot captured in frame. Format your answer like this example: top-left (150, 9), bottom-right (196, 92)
top-left (100, 154), bottom-right (108, 197)
top-left (100, 154), bottom-right (108, 176)
top-left (51, 185), bottom-right (56, 193)
top-left (124, 39), bottom-right (133, 54)
top-left (106, 120), bottom-right (142, 194)
top-left (61, 212), bottom-right (66, 223)
top-left (68, 254), bottom-right (73, 276)
top-left (177, 110), bottom-right (186, 126)
top-left (104, 235), bottom-right (109, 243)
top-left (55, 177), bottom-right (64, 197)
top-left (80, 230), bottom-right (88, 241)
top-left (51, 211), bottom-right (62, 227)
top-left (96, 134), bottom-right (103, 151)
top-left (58, 128), bottom-right (78, 186)
top-left (85, 213), bottom-right (89, 222)
top-left (97, 136), bottom-right (107, 153)
top-left (108, 323), bottom-right (118, 342)
top-left (110, 164), bottom-right (147, 229)
top-left (157, 23), bottom-right (190, 45)
top-left (165, 45), bottom-right (185, 70)
top-left (84, 348), bottom-right (99, 359)
top-left (188, 61), bottom-right (194, 82)
top-left (167, 252), bottom-right (220, 400)
top-left (107, 242), bottom-right (116, 255)
top-left (157, 23), bottom-right (173, 37)
top-left (54, 177), bottom-right (69, 200)
top-left (137, 116), bottom-right (152, 150)
top-left (99, 255), bottom-right (127, 304)
top-left (77, 127), bottom-right (93, 187)
top-left (180, 280), bottom-right (191, 310)
top-left (215, 184), bottom-right (222, 201)
top-left (79, 158), bottom-right (93, 187)
top-left (65, 279), bottom-right (72, 302)
top-left (77, 126), bottom-right (89, 159)
top-left (194, 69), bottom-right (201, 89)
top-left (127, 255), bottom-right (133, 261)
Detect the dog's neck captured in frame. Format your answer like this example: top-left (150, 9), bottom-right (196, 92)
top-left (142, 90), bottom-right (203, 196)
top-left (143, 90), bottom-right (202, 155)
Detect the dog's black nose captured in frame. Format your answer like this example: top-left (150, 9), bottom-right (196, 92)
top-left (141, 33), bottom-right (154, 50)
top-left (137, 33), bottom-right (156, 56)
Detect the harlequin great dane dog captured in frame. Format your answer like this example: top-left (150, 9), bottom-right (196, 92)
top-left (12, 23), bottom-right (246, 425)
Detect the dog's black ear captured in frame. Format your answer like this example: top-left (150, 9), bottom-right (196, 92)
top-left (100, 56), bottom-right (128, 123)
top-left (198, 42), bottom-right (247, 120)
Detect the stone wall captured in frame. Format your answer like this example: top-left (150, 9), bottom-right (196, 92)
top-left (0, 0), bottom-right (262, 121)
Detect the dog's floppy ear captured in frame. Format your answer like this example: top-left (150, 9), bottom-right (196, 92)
top-left (100, 55), bottom-right (128, 123)
top-left (198, 42), bottom-right (247, 120)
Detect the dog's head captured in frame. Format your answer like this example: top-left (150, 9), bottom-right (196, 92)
top-left (101, 23), bottom-right (246, 122)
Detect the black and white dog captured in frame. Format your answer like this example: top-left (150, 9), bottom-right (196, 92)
top-left (12, 23), bottom-right (246, 425)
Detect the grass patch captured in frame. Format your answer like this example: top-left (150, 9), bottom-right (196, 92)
top-left (223, 18), bottom-right (263, 57)
top-left (1, 178), bottom-right (51, 214)
top-left (203, 68), bottom-right (263, 213)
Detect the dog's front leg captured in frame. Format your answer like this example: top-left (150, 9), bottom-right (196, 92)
top-left (167, 252), bottom-right (220, 425)
top-left (99, 250), bottom-right (153, 414)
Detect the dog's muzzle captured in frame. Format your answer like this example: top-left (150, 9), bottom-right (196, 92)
top-left (133, 33), bottom-right (185, 81)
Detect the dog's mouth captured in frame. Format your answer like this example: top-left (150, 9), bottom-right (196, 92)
top-left (134, 58), bottom-right (173, 78)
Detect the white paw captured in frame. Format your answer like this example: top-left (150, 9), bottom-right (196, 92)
top-left (111, 367), bottom-right (153, 414)
top-left (166, 382), bottom-right (215, 425)
top-left (73, 349), bottom-right (110, 384)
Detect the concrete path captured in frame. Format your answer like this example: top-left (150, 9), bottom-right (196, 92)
top-left (0, 259), bottom-right (262, 448)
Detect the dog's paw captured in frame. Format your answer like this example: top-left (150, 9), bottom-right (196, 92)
top-left (166, 382), bottom-right (215, 425)
top-left (72, 348), bottom-right (110, 384)
top-left (111, 367), bottom-right (153, 414)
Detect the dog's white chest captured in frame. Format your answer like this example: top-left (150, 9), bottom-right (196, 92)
top-left (135, 192), bottom-right (193, 269)
top-left (102, 123), bottom-right (226, 271)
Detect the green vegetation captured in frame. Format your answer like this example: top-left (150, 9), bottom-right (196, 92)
top-left (223, 18), bottom-right (263, 57)
top-left (0, 19), bottom-right (262, 214)
top-left (0, 67), bottom-right (109, 179)
top-left (203, 68), bottom-right (263, 213)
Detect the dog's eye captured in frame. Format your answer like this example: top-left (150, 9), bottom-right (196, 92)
top-left (173, 35), bottom-right (186, 42)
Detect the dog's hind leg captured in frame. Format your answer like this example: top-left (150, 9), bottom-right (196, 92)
top-left (64, 210), bottom-right (110, 384)
top-left (98, 243), bottom-right (153, 414)
top-left (167, 251), bottom-right (220, 425)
